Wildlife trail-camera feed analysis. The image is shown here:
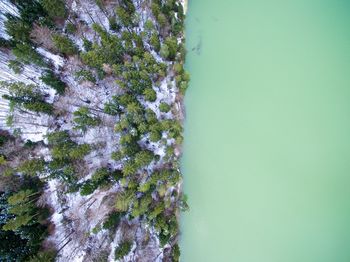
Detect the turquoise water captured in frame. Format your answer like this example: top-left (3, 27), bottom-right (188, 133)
top-left (181, 0), bottom-right (350, 261)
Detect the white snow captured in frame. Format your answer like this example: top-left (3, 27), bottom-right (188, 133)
top-left (46, 179), bottom-right (121, 262)
top-left (37, 47), bottom-right (65, 70)
top-left (0, 0), bottom-right (19, 39)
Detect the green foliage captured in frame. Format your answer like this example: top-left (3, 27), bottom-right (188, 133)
top-left (1, 81), bottom-right (53, 114)
top-left (11, 1), bottom-right (47, 25)
top-left (23, 101), bottom-right (54, 115)
top-left (41, 0), bottom-right (66, 19)
top-left (122, 160), bottom-right (138, 176)
top-left (115, 190), bottom-right (135, 212)
top-left (115, 0), bottom-right (136, 27)
top-left (80, 168), bottom-right (112, 196)
top-left (46, 131), bottom-right (89, 184)
top-left (174, 63), bottom-right (190, 94)
top-left (12, 43), bottom-right (46, 67)
top-left (80, 181), bottom-right (96, 196)
top-left (83, 38), bottom-right (93, 51)
top-left (159, 102), bottom-right (171, 113)
top-left (109, 18), bottom-right (121, 32)
top-left (134, 150), bottom-right (154, 168)
top-left (81, 26), bottom-right (124, 69)
top-left (0, 1), bottom-right (189, 259)
top-left (48, 133), bottom-right (88, 160)
top-left (5, 16), bottom-right (31, 43)
top-left (160, 44), bottom-right (169, 59)
top-left (149, 123), bottom-right (162, 142)
top-left (131, 193), bottom-right (153, 217)
top-left (3, 0), bottom-right (51, 52)
top-left (150, 33), bottom-right (161, 52)
top-left (65, 23), bottom-right (77, 34)
top-left (46, 130), bottom-right (70, 145)
top-left (28, 249), bottom-right (57, 262)
top-left (18, 159), bottom-right (46, 176)
top-left (104, 99), bottom-right (122, 116)
top-left (111, 151), bottom-right (123, 161)
top-left (154, 214), bottom-right (178, 246)
top-left (164, 146), bottom-right (174, 160)
top-left (91, 224), bottom-right (101, 234)
top-left (157, 13), bottom-right (167, 27)
top-left (0, 134), bottom-right (8, 147)
top-left (0, 175), bottom-right (49, 261)
top-left (40, 70), bottom-right (66, 94)
top-left (91, 168), bottom-right (110, 184)
top-left (151, 3), bottom-right (161, 18)
top-left (102, 211), bottom-right (124, 230)
top-left (144, 20), bottom-right (154, 32)
top-left (75, 69), bottom-right (96, 83)
top-left (52, 34), bottom-right (78, 56)
top-left (179, 194), bottom-right (189, 212)
top-left (151, 0), bottom-right (185, 38)
top-left (0, 155), bottom-right (6, 165)
top-left (114, 241), bottom-right (132, 260)
top-left (143, 88), bottom-right (157, 102)
top-left (73, 107), bottom-right (101, 132)
top-left (69, 144), bottom-right (91, 159)
top-left (8, 60), bottom-right (24, 74)
top-left (145, 108), bottom-right (158, 124)
top-left (161, 37), bottom-right (178, 60)
top-left (0, 37), bottom-right (12, 48)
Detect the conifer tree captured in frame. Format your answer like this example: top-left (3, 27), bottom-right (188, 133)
top-left (73, 107), bottom-right (101, 132)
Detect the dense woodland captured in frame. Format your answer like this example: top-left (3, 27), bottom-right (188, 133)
top-left (0, 0), bottom-right (188, 261)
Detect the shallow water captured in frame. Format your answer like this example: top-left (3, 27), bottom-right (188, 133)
top-left (180, 1), bottom-right (350, 261)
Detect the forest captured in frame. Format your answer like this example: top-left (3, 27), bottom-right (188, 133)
top-left (0, 0), bottom-right (188, 261)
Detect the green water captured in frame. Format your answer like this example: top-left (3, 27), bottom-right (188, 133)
top-left (180, 1), bottom-right (350, 261)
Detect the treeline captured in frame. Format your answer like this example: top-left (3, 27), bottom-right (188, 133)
top-left (0, 131), bottom-right (55, 261)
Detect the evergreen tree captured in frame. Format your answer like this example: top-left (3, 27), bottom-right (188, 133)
top-left (40, 0), bottom-right (66, 19)
top-left (8, 60), bottom-right (24, 74)
top-left (81, 29), bottom-right (124, 69)
top-left (115, 0), bottom-right (136, 27)
top-left (73, 107), bottom-right (101, 132)
top-left (40, 70), bottom-right (66, 94)
top-left (74, 69), bottom-right (96, 83)
top-left (134, 150), bottom-right (154, 168)
top-left (28, 250), bottom-right (56, 262)
top-left (52, 34), bottom-right (78, 56)
top-left (143, 88), bottom-right (157, 102)
top-left (5, 15), bottom-right (31, 43)
top-left (12, 43), bottom-right (46, 67)
top-left (115, 241), bottom-right (132, 260)
top-left (1, 81), bottom-right (53, 114)
top-left (159, 102), bottom-right (171, 113)
top-left (150, 33), bottom-right (161, 52)
top-left (18, 159), bottom-right (46, 176)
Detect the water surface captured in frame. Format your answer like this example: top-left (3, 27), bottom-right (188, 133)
top-left (181, 1), bottom-right (350, 261)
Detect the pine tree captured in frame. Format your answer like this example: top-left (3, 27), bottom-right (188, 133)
top-left (143, 88), bottom-right (157, 102)
top-left (40, 0), bottom-right (66, 19)
top-left (18, 159), bottom-right (46, 176)
top-left (73, 107), bottom-right (101, 132)
top-left (12, 43), bottom-right (46, 67)
top-left (40, 70), bottom-right (66, 94)
top-left (114, 241), bottom-right (132, 260)
top-left (159, 102), bottom-right (171, 113)
top-left (52, 34), bottom-right (78, 56)
top-left (5, 16), bottom-right (31, 43)
top-left (1, 81), bottom-right (53, 114)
